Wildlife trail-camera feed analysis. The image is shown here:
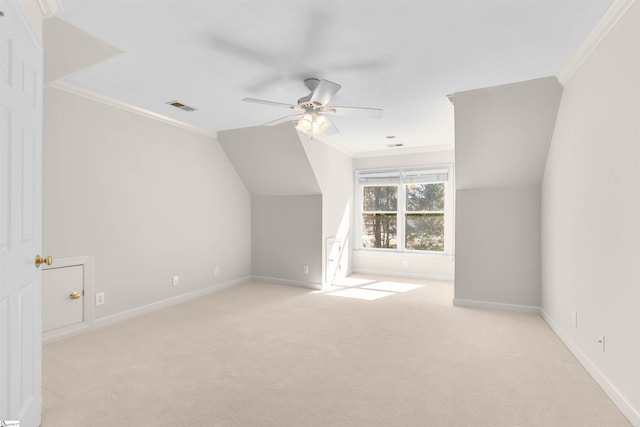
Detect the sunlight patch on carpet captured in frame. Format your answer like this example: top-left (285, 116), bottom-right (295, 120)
top-left (328, 288), bottom-right (394, 300)
top-left (362, 282), bottom-right (424, 293)
top-left (332, 277), bottom-right (376, 287)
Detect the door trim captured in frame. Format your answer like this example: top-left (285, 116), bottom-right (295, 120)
top-left (42, 255), bottom-right (94, 343)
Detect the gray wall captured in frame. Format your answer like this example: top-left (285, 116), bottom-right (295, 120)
top-left (455, 187), bottom-right (540, 306)
top-left (542, 2), bottom-right (640, 421)
top-left (453, 77), bottom-right (562, 310)
top-left (44, 87), bottom-right (252, 319)
top-left (252, 195), bottom-right (322, 287)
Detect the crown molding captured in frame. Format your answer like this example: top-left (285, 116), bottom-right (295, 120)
top-left (352, 144), bottom-right (454, 159)
top-left (558, 0), bottom-right (637, 85)
top-left (47, 80), bottom-right (218, 139)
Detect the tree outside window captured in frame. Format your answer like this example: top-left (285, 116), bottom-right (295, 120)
top-left (361, 186), bottom-right (397, 249)
top-left (405, 183), bottom-right (445, 251)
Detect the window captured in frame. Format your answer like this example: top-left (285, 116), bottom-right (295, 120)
top-left (356, 167), bottom-right (452, 253)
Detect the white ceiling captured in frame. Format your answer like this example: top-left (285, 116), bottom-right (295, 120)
top-left (52, 0), bottom-right (613, 155)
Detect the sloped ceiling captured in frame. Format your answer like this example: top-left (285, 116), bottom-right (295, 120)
top-left (454, 77), bottom-right (563, 189)
top-left (218, 123), bottom-right (321, 196)
top-left (44, 17), bottom-right (121, 84)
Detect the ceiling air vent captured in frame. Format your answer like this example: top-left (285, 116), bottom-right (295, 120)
top-left (166, 100), bottom-right (198, 112)
top-left (386, 136), bottom-right (403, 147)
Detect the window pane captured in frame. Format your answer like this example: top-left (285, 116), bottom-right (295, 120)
top-left (362, 214), bottom-right (397, 249)
top-left (405, 213), bottom-right (444, 251)
top-left (363, 186), bottom-right (397, 211)
top-left (406, 183), bottom-right (444, 211)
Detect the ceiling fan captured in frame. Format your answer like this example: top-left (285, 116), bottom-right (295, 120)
top-left (242, 78), bottom-right (383, 136)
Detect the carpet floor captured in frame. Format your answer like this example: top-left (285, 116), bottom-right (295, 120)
top-left (42, 275), bottom-right (631, 426)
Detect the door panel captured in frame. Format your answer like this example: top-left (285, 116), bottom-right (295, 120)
top-left (19, 281), bottom-right (36, 405)
top-left (0, 106), bottom-right (9, 251)
top-left (0, 297), bottom-right (8, 413)
top-left (20, 124), bottom-right (36, 245)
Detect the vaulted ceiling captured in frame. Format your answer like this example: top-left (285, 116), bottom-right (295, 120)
top-left (48, 0), bottom-right (613, 155)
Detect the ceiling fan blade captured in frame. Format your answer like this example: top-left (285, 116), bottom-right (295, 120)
top-left (246, 74), bottom-right (286, 93)
top-left (242, 98), bottom-right (295, 109)
top-left (309, 79), bottom-right (342, 106)
top-left (262, 114), bottom-right (302, 126)
top-left (331, 58), bottom-right (389, 72)
top-left (322, 116), bottom-right (340, 136)
top-left (326, 106), bottom-right (383, 119)
top-left (211, 36), bottom-right (277, 67)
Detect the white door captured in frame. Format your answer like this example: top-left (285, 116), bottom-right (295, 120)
top-left (0, 1), bottom-right (44, 426)
top-left (43, 266), bottom-right (84, 332)
top-left (325, 238), bottom-right (341, 286)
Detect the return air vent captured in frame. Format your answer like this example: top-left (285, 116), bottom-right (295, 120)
top-left (166, 100), bottom-right (198, 112)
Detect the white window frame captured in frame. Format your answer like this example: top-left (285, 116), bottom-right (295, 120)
top-left (355, 165), bottom-right (454, 255)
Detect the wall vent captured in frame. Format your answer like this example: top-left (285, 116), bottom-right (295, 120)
top-left (166, 100), bottom-right (198, 112)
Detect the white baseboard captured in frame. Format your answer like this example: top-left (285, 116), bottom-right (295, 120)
top-left (453, 298), bottom-right (541, 314)
top-left (43, 323), bottom-right (92, 344)
top-left (251, 275), bottom-right (322, 290)
top-left (541, 310), bottom-right (640, 426)
top-left (93, 276), bottom-right (249, 329)
top-left (353, 268), bottom-right (454, 282)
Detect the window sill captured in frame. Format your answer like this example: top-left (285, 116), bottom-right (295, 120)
top-left (353, 249), bottom-right (454, 261)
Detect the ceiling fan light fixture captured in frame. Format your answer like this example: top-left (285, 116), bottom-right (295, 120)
top-left (313, 114), bottom-right (329, 134)
top-left (296, 113), bottom-right (314, 132)
top-left (296, 111), bottom-right (330, 135)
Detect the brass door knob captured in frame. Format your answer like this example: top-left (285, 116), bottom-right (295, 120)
top-left (35, 255), bottom-right (53, 268)
top-left (69, 292), bottom-right (81, 300)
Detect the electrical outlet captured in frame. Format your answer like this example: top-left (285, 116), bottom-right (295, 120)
top-left (214, 266), bottom-right (220, 276)
top-left (303, 265), bottom-right (309, 275)
top-left (402, 260), bottom-right (409, 268)
top-left (172, 275), bottom-right (180, 286)
top-left (95, 292), bottom-right (105, 306)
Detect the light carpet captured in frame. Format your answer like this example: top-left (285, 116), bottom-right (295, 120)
top-left (42, 275), bottom-right (631, 426)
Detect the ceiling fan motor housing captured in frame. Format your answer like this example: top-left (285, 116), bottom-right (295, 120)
top-left (297, 94), bottom-right (318, 110)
